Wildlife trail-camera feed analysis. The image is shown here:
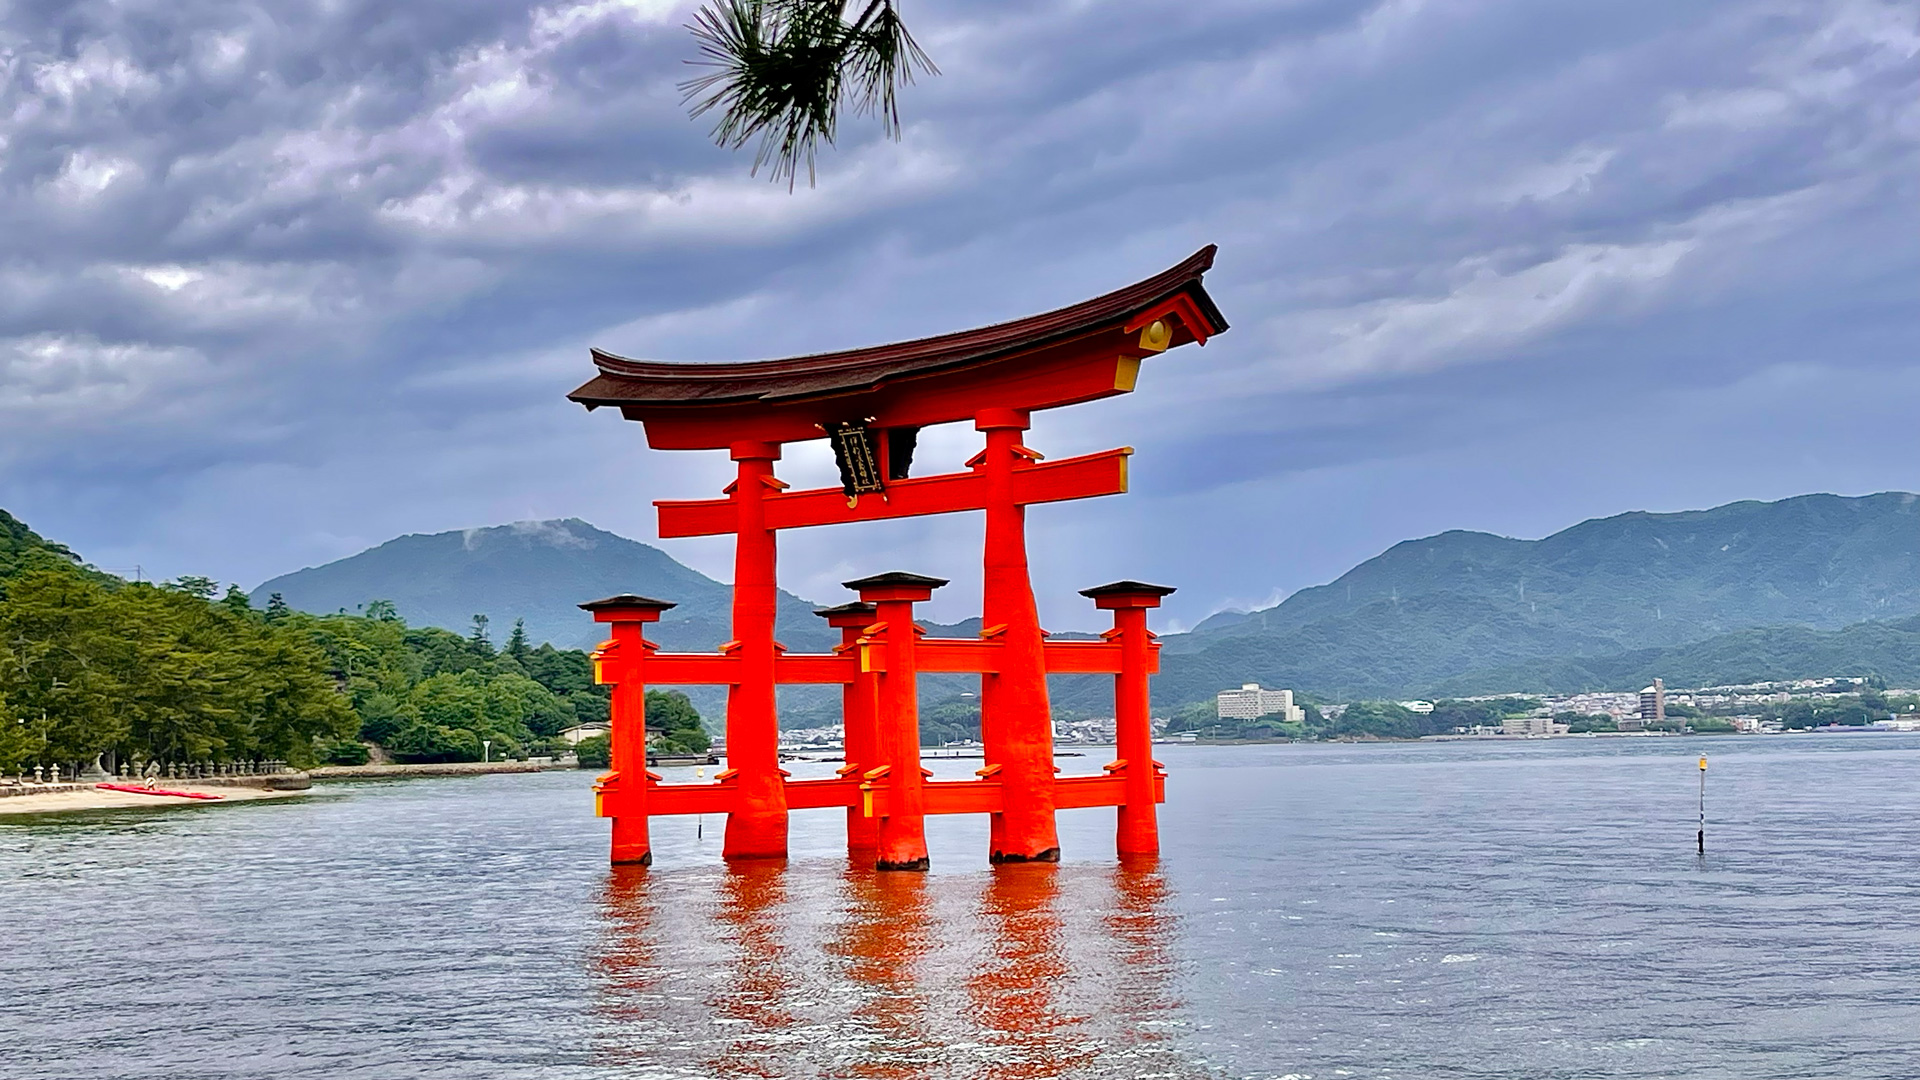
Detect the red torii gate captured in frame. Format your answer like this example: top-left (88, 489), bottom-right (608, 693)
top-left (569, 246), bottom-right (1228, 868)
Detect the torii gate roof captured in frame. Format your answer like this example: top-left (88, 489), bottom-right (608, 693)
top-left (570, 245), bottom-right (1226, 449)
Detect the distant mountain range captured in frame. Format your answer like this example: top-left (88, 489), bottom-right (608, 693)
top-left (1125, 492), bottom-right (1920, 703)
top-left (236, 491), bottom-right (1920, 704)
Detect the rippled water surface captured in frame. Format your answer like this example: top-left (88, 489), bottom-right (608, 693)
top-left (5, 737), bottom-right (1920, 1079)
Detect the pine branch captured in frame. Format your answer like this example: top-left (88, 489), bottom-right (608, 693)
top-left (681, 0), bottom-right (935, 188)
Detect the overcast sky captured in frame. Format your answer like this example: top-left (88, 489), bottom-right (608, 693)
top-left (3, 0), bottom-right (1918, 630)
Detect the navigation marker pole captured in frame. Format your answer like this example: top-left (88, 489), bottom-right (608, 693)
top-left (1697, 756), bottom-right (1707, 855)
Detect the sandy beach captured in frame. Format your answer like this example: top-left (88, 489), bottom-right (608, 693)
top-left (0, 785), bottom-right (309, 815)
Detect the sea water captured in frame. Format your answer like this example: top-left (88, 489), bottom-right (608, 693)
top-left (4, 737), bottom-right (1918, 1078)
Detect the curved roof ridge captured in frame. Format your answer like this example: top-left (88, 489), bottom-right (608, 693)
top-left (572, 246), bottom-right (1223, 408)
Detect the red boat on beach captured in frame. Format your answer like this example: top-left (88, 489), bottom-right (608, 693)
top-left (94, 783), bottom-right (224, 801)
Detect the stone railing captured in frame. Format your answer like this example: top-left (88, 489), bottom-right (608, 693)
top-left (1, 759), bottom-right (308, 793)
top-left (124, 760), bottom-right (295, 782)
top-left (308, 760), bottom-right (567, 780)
top-left (0, 782), bottom-right (89, 799)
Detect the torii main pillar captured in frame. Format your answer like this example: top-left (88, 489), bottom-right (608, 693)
top-left (977, 407), bottom-right (1058, 862)
top-left (723, 439), bottom-right (788, 859)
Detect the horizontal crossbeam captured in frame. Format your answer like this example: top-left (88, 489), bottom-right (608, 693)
top-left (914, 639), bottom-right (1003, 673)
top-left (1040, 640), bottom-right (1159, 675)
top-left (606, 638), bottom-right (1154, 684)
top-left (655, 447), bottom-right (1130, 538)
top-left (597, 768), bottom-right (1165, 819)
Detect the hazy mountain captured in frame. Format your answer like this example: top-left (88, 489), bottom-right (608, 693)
top-left (1128, 492), bottom-right (1920, 703)
top-left (252, 518), bottom-right (840, 653)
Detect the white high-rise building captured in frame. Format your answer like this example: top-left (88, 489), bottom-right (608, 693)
top-left (1639, 679), bottom-right (1666, 724)
top-left (1216, 683), bottom-right (1306, 723)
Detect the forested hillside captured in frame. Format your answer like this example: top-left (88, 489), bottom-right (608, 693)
top-left (1, 528), bottom-right (353, 774)
top-left (1425, 614), bottom-right (1920, 698)
top-left (0, 510), bottom-right (704, 774)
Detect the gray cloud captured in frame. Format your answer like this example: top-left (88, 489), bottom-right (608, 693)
top-left (2, 0), bottom-right (1917, 629)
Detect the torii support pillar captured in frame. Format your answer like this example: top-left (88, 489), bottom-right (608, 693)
top-left (724, 440), bottom-right (789, 860)
top-left (850, 572), bottom-right (946, 871)
top-left (817, 601), bottom-right (881, 858)
top-left (1081, 581), bottom-right (1176, 858)
top-left (581, 593), bottom-right (677, 866)
top-left (977, 407), bottom-right (1061, 864)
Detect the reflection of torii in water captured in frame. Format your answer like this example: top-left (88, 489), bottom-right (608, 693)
top-left (571, 248), bottom-right (1228, 869)
top-left (591, 861), bottom-right (1188, 1077)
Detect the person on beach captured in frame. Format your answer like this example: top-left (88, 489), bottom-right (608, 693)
top-left (143, 761), bottom-right (160, 790)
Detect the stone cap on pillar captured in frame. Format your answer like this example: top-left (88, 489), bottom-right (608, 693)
top-left (1078, 580), bottom-right (1176, 609)
top-left (814, 600), bottom-right (878, 628)
top-left (579, 594), bottom-right (677, 623)
top-left (845, 571), bottom-right (948, 603)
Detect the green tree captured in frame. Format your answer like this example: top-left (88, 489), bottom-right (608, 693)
top-left (170, 576), bottom-right (218, 601)
top-left (390, 721), bottom-right (482, 764)
top-left (468, 614), bottom-right (492, 657)
top-left (505, 618), bottom-right (529, 663)
top-left (1162, 699), bottom-right (1218, 735)
top-left (0, 564), bottom-right (128, 768)
top-left (573, 734), bottom-right (611, 769)
top-left (231, 623), bottom-right (357, 765)
top-left (320, 739), bottom-right (370, 765)
top-left (645, 689), bottom-right (703, 733)
top-left (221, 585), bottom-right (254, 616)
top-left (1328, 701), bottom-right (1425, 739)
top-left (0, 635), bottom-right (31, 773)
top-left (658, 727), bottom-right (712, 754)
top-left (264, 593), bottom-right (291, 622)
top-left (1556, 711), bottom-right (1616, 733)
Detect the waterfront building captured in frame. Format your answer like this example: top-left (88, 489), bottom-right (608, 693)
top-left (1217, 683), bottom-right (1306, 723)
top-left (1639, 679), bottom-right (1666, 725)
top-left (1399, 700), bottom-right (1435, 715)
top-left (557, 722), bottom-right (611, 746)
top-left (1501, 716), bottom-right (1571, 736)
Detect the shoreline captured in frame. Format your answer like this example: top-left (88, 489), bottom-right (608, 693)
top-left (307, 760), bottom-right (573, 780)
top-left (0, 784), bottom-right (309, 815)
